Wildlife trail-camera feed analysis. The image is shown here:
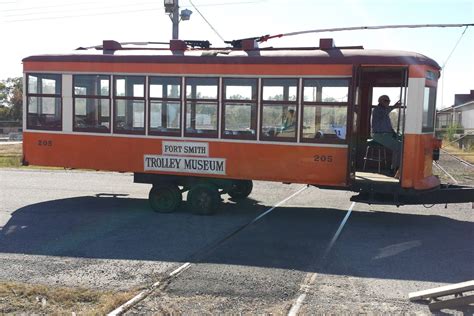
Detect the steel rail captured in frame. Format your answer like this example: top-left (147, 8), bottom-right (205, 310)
top-left (440, 148), bottom-right (474, 168)
top-left (288, 201), bottom-right (356, 316)
top-left (107, 185), bottom-right (309, 315)
top-left (433, 161), bottom-right (459, 185)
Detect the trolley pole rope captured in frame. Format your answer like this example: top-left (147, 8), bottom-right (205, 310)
top-left (258, 23), bottom-right (474, 42)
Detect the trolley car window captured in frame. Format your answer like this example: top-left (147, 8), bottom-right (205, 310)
top-left (186, 78), bottom-right (218, 99)
top-left (302, 79), bottom-right (349, 143)
top-left (422, 86), bottom-right (436, 132)
top-left (261, 78), bottom-right (298, 141)
top-left (114, 76), bottom-right (146, 134)
top-left (150, 77), bottom-right (180, 98)
top-left (73, 75), bottom-right (110, 133)
top-left (26, 73), bottom-right (62, 131)
top-left (74, 75), bottom-right (109, 96)
top-left (149, 77), bottom-right (181, 136)
top-left (303, 79), bottom-right (349, 103)
top-left (263, 78), bottom-right (297, 101)
top-left (185, 77), bottom-right (218, 138)
top-left (222, 78), bottom-right (257, 139)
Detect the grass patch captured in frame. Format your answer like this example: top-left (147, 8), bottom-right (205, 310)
top-left (0, 155), bottom-right (22, 168)
top-left (0, 143), bottom-right (22, 156)
top-left (0, 143), bottom-right (22, 168)
top-left (442, 144), bottom-right (474, 164)
top-left (0, 143), bottom-right (61, 169)
top-left (0, 281), bottom-right (138, 314)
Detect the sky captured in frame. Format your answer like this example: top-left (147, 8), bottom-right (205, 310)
top-left (0, 0), bottom-right (473, 108)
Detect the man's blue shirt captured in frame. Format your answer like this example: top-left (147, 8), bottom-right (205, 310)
top-left (372, 106), bottom-right (394, 133)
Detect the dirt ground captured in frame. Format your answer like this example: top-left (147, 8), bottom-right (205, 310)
top-left (0, 142), bottom-right (472, 314)
top-left (434, 149), bottom-right (474, 185)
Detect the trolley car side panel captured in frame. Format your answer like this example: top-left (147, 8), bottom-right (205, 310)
top-left (23, 132), bottom-right (348, 186)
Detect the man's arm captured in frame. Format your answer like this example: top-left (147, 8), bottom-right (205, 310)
top-left (393, 100), bottom-right (406, 108)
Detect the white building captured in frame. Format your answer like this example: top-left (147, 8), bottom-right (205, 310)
top-left (436, 90), bottom-right (474, 130)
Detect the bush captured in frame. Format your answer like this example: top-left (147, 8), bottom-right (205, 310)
top-left (444, 124), bottom-right (463, 142)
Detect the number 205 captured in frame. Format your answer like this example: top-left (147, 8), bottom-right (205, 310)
top-left (313, 155), bottom-right (333, 162)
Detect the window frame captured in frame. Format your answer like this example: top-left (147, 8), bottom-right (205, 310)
top-left (259, 78), bottom-right (299, 142)
top-left (221, 77), bottom-right (258, 140)
top-left (148, 76), bottom-right (182, 137)
top-left (184, 77), bottom-right (219, 138)
top-left (300, 78), bottom-right (350, 144)
top-left (26, 73), bottom-right (62, 131)
top-left (72, 74), bottom-right (111, 133)
top-left (113, 75), bottom-right (146, 135)
top-left (422, 85), bottom-right (437, 133)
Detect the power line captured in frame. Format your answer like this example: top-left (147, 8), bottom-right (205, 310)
top-left (188, 0), bottom-right (226, 43)
top-left (2, 0), bottom-right (262, 23)
top-left (3, 1), bottom-right (158, 17)
top-left (1, 0), bottom-right (139, 12)
top-left (1, 0), bottom-right (262, 15)
top-left (181, 0), bottom-right (264, 7)
top-left (3, 7), bottom-right (163, 23)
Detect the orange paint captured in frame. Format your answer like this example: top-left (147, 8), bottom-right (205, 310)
top-left (401, 134), bottom-right (440, 190)
top-left (408, 65), bottom-right (440, 79)
top-left (23, 61), bottom-right (353, 76)
top-left (23, 132), bottom-right (349, 186)
top-left (22, 56), bottom-right (441, 193)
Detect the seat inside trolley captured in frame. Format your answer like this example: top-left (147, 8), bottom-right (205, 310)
top-left (353, 66), bottom-right (408, 183)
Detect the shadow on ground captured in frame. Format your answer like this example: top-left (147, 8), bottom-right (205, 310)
top-left (1, 195), bottom-right (472, 284)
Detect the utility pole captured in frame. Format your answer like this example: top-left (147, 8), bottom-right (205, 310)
top-left (164, 0), bottom-right (192, 40)
top-left (172, 0), bottom-right (179, 39)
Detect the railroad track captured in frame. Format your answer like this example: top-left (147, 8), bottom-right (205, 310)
top-left (107, 185), bottom-right (307, 315)
top-left (107, 153), bottom-right (469, 315)
top-left (433, 161), bottom-right (459, 184)
top-left (440, 148), bottom-right (474, 168)
top-left (107, 186), bottom-right (356, 315)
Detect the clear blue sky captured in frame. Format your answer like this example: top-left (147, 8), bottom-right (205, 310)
top-left (1, 0), bottom-right (473, 108)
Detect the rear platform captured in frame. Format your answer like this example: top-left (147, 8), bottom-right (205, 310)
top-left (351, 172), bottom-right (474, 206)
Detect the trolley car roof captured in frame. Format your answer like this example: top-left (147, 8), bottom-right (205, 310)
top-left (23, 48), bottom-right (440, 69)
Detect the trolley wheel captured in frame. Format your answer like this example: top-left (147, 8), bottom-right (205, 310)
top-left (148, 184), bottom-right (181, 213)
top-left (187, 183), bottom-right (220, 215)
top-left (228, 180), bottom-right (253, 199)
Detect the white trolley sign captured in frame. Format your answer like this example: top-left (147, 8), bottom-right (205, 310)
top-left (144, 141), bottom-right (226, 175)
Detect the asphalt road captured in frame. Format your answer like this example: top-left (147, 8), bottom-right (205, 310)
top-left (0, 167), bottom-right (473, 314)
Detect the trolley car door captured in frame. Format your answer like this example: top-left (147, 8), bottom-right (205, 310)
top-left (348, 65), bottom-right (409, 184)
top-left (347, 65), bottom-right (363, 184)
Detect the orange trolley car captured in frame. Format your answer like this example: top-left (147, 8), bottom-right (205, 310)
top-left (22, 38), bottom-right (474, 214)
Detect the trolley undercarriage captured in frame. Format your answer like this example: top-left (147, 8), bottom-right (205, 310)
top-left (350, 181), bottom-right (474, 206)
top-left (135, 172), bottom-right (474, 213)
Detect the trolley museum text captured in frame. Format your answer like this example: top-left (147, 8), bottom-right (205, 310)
top-left (144, 155), bottom-right (226, 175)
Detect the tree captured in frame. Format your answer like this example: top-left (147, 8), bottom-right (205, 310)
top-left (0, 77), bottom-right (23, 121)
